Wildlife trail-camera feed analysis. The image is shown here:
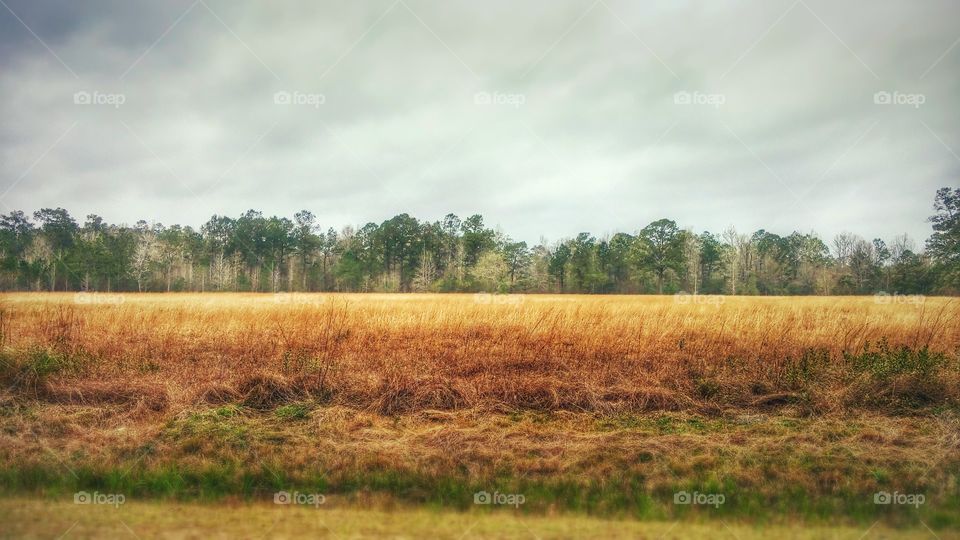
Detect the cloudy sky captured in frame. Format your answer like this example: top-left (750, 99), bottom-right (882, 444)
top-left (1, 0), bottom-right (958, 245)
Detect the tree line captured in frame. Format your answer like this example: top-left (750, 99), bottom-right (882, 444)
top-left (2, 188), bottom-right (957, 295)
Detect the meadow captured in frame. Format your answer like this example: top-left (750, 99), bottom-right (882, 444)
top-left (1, 293), bottom-right (958, 536)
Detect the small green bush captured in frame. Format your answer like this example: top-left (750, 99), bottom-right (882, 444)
top-left (846, 339), bottom-right (945, 380)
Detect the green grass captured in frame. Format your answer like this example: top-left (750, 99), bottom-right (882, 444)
top-left (274, 403), bottom-right (311, 420)
top-left (164, 405), bottom-right (250, 450)
top-left (1, 461), bottom-right (955, 527)
top-left (0, 347), bottom-right (73, 390)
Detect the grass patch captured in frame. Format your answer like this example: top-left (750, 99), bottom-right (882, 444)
top-left (274, 403), bottom-right (311, 420)
top-left (164, 406), bottom-right (250, 451)
top-left (0, 347), bottom-right (74, 393)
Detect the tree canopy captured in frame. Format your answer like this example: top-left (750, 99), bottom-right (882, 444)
top-left (0, 189), bottom-right (956, 295)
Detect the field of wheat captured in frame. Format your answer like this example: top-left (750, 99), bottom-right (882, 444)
top-left (1, 293), bottom-right (959, 531)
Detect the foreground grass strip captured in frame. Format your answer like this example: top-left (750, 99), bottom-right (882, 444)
top-left (2, 407), bottom-right (958, 527)
top-left (0, 497), bottom-right (951, 540)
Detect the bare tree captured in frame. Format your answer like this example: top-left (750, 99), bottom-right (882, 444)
top-left (682, 230), bottom-right (701, 294)
top-left (130, 228), bottom-right (157, 292)
top-left (722, 227), bottom-right (742, 295)
top-left (412, 250), bottom-right (437, 292)
top-left (889, 233), bottom-right (915, 263)
top-left (832, 232), bottom-right (858, 267)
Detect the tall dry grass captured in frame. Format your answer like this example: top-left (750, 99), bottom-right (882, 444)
top-left (1, 293), bottom-right (957, 415)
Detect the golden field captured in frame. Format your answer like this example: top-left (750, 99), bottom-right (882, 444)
top-left (1, 293), bottom-right (959, 535)
top-left (2, 292), bottom-right (958, 413)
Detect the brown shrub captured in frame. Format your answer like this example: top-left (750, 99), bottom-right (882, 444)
top-left (485, 378), bottom-right (599, 411)
top-left (414, 380), bottom-right (469, 410)
top-left (844, 374), bottom-right (953, 412)
top-left (371, 376), bottom-right (468, 415)
top-left (371, 381), bottom-right (416, 416)
top-left (750, 392), bottom-right (803, 408)
top-left (237, 373), bottom-right (298, 410)
top-left (490, 378), bottom-right (561, 411)
top-left (195, 383), bottom-right (242, 405)
top-left (289, 373), bottom-right (334, 401)
top-left (43, 380), bottom-right (169, 412)
top-left (600, 386), bottom-right (685, 412)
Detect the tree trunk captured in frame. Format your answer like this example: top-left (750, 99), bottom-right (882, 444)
top-left (302, 257), bottom-right (308, 291)
top-left (321, 255), bottom-right (328, 292)
top-left (288, 258), bottom-right (294, 292)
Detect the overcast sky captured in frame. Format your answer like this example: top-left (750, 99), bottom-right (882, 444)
top-left (0, 0), bottom-right (958, 245)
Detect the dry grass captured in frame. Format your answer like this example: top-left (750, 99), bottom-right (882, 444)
top-left (1, 293), bottom-right (958, 527)
top-left (1, 293), bottom-right (957, 414)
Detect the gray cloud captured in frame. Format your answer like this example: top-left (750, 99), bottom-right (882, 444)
top-left (1, 0), bottom-right (957, 245)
